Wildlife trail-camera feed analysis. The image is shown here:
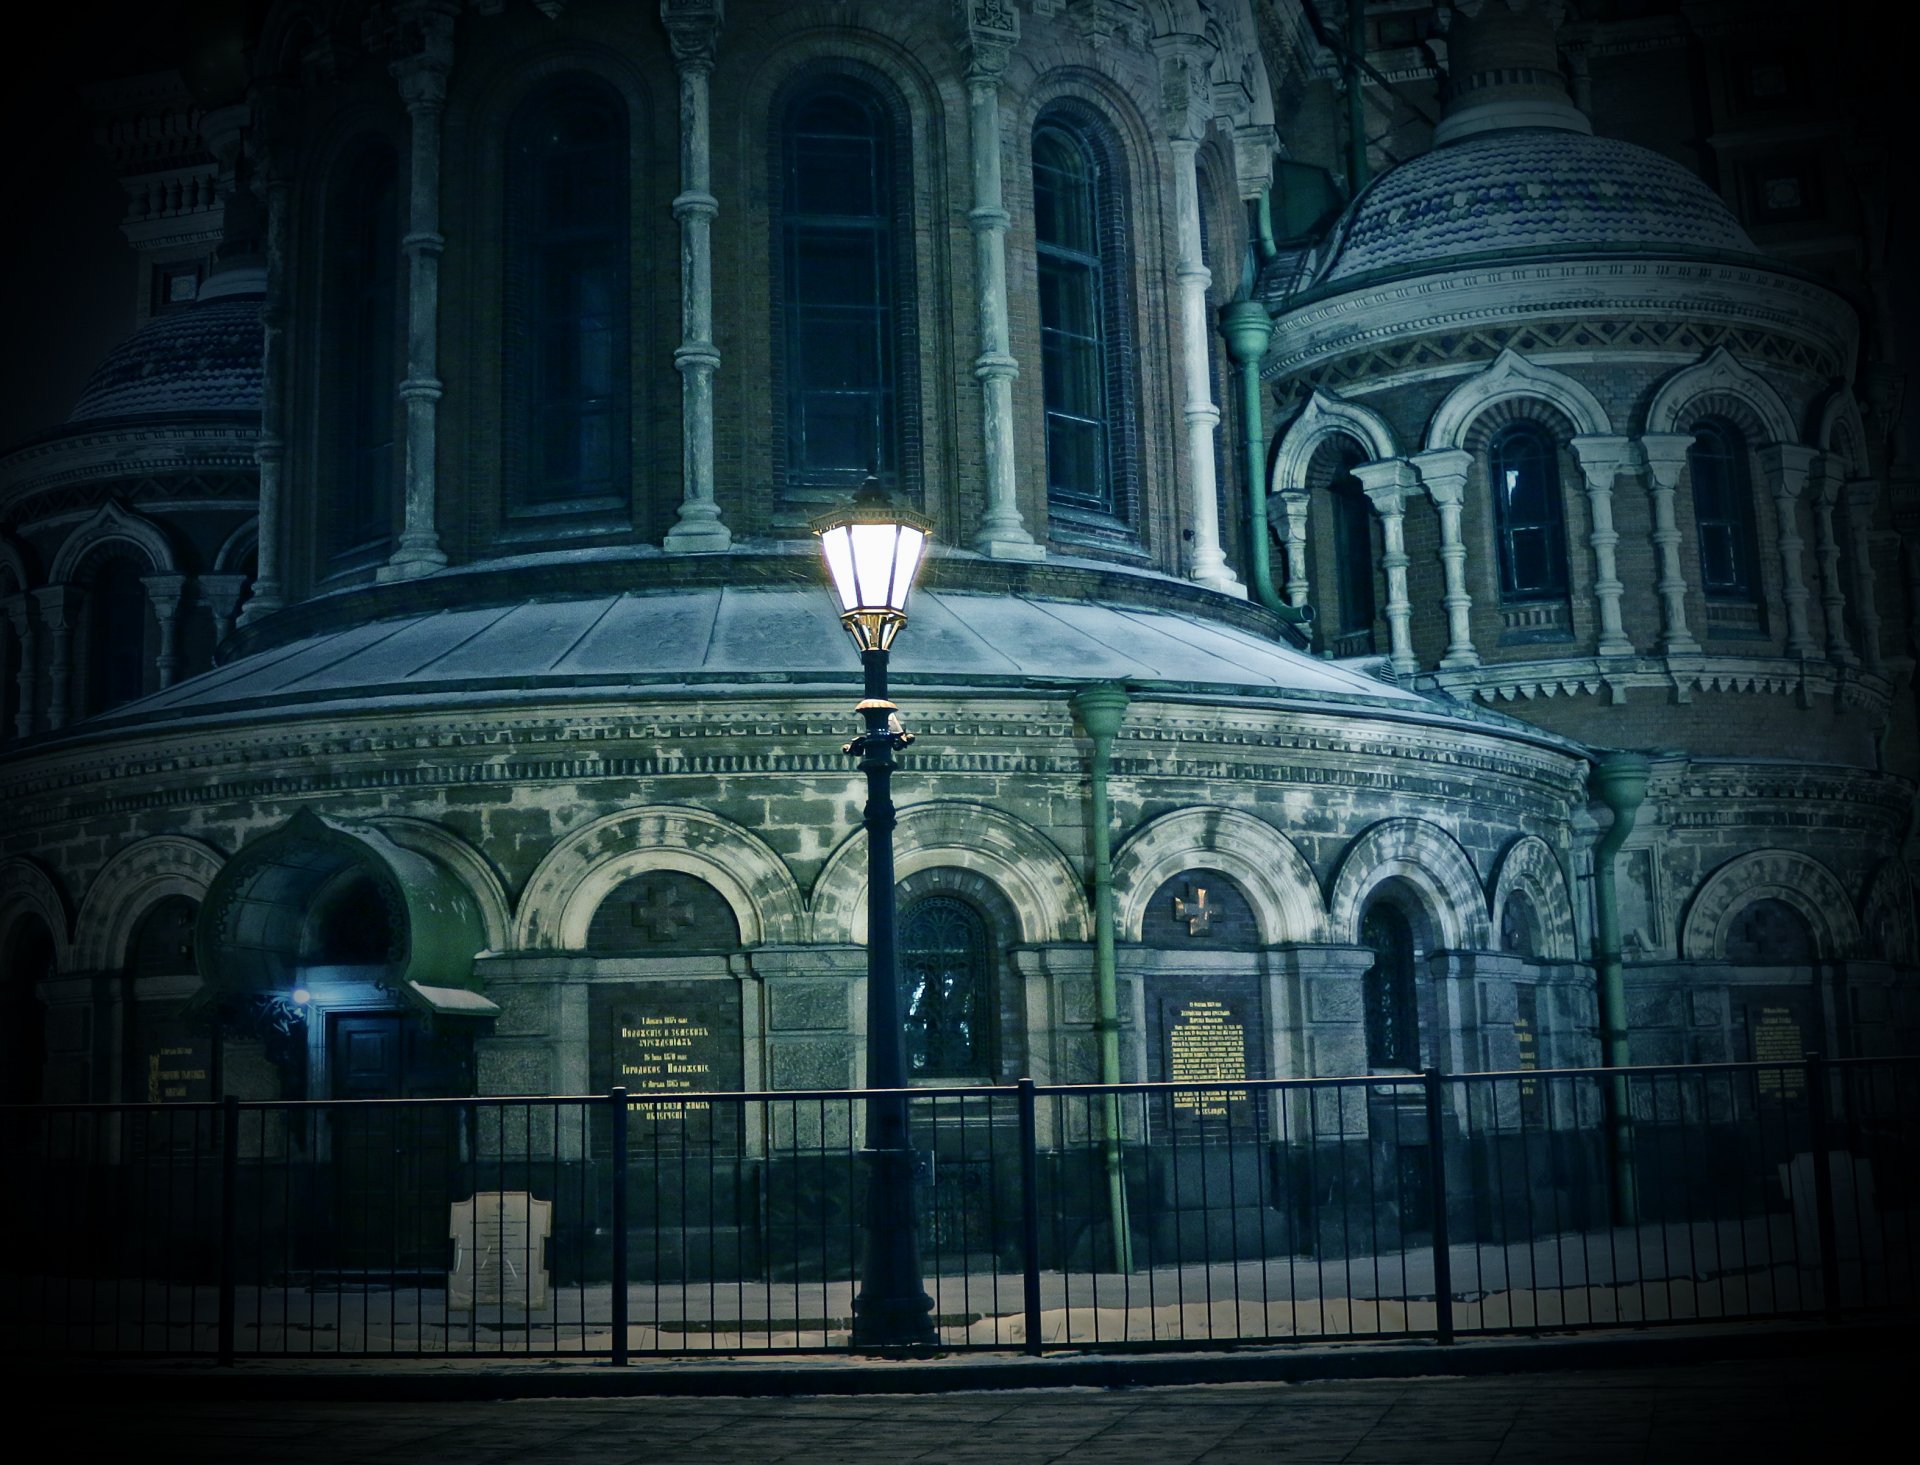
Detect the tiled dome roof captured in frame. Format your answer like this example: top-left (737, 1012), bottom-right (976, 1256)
top-left (67, 289), bottom-right (263, 424)
top-left (1314, 128), bottom-right (1759, 287)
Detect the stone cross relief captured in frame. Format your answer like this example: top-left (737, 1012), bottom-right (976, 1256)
top-left (1172, 886), bottom-right (1212, 936)
top-left (630, 883), bottom-right (696, 942)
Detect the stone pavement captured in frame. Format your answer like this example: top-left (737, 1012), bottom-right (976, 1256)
top-left (57, 1352), bottom-right (1908, 1463)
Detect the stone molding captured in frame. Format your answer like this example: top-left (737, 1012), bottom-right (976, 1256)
top-left (46, 501), bottom-right (180, 582)
top-left (1678, 847), bottom-right (1861, 961)
top-left (70, 834), bottom-right (224, 971)
top-left (374, 816), bottom-right (513, 951)
top-left (1860, 857), bottom-right (1918, 965)
top-left (0, 424), bottom-right (259, 502)
top-left (1270, 388), bottom-right (1400, 492)
top-left (1325, 817), bottom-right (1491, 950)
top-left (1424, 347), bottom-right (1613, 450)
top-left (1426, 652), bottom-right (1894, 716)
top-left (1110, 805), bottom-right (1326, 945)
top-left (0, 854), bottom-right (72, 968)
top-left (1645, 345), bottom-right (1798, 442)
top-left (1488, 833), bottom-right (1578, 962)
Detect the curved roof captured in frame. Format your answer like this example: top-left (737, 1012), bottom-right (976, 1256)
top-left (67, 292), bottom-right (263, 424)
top-left (1313, 128), bottom-right (1759, 288)
top-left (75, 584), bottom-right (1456, 734)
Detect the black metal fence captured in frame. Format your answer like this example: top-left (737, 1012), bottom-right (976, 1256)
top-left (2, 1056), bottom-right (1913, 1360)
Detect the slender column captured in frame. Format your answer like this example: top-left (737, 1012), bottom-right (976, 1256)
top-left (242, 85), bottom-right (292, 623)
top-left (197, 574), bottom-right (249, 646)
top-left (1810, 458), bottom-right (1856, 664)
top-left (1760, 443), bottom-right (1820, 658)
top-left (32, 587), bottom-right (76, 732)
top-left (1845, 480), bottom-right (1885, 672)
top-left (141, 574), bottom-right (187, 690)
top-left (960, 4), bottom-right (1041, 559)
top-left (1278, 490), bottom-right (1310, 609)
top-left (1636, 434), bottom-right (1701, 654)
top-left (1353, 458), bottom-right (1420, 678)
top-left (2, 595), bottom-right (35, 738)
top-left (662, 1), bottom-right (732, 552)
top-left (380, 1), bottom-right (457, 581)
top-left (1411, 448), bottom-right (1478, 669)
top-left (1571, 435), bottom-right (1635, 656)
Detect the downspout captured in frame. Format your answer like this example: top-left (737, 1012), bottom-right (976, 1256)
top-left (1589, 751), bottom-right (1650, 1225)
top-left (1346, 0), bottom-right (1370, 193)
top-left (1071, 683), bottom-right (1133, 1273)
top-left (1220, 291), bottom-right (1307, 627)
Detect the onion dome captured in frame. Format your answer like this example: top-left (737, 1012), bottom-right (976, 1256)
top-left (66, 265), bottom-right (264, 425)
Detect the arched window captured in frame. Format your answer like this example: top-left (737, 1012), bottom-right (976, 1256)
top-left (1689, 419), bottom-right (1760, 601)
top-left (1361, 901), bottom-right (1419, 1070)
top-left (1331, 458), bottom-right (1376, 641)
top-left (1034, 112), bottom-right (1133, 528)
top-left (1490, 422), bottom-right (1568, 601)
top-left (777, 79), bottom-right (907, 506)
top-left (1725, 898), bottom-right (1816, 963)
top-left (85, 557), bottom-right (148, 714)
top-left (506, 79), bottom-right (630, 526)
top-left (901, 894), bottom-right (994, 1079)
top-left (1500, 891), bottom-right (1540, 959)
top-left (329, 145), bottom-right (399, 571)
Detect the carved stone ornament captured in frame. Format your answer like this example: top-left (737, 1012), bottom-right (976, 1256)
top-left (662, 0), bottom-right (724, 65)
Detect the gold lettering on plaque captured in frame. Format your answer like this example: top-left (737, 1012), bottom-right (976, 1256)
top-left (1751, 1006), bottom-right (1805, 1098)
top-left (1169, 999), bottom-right (1247, 1118)
top-left (618, 1014), bottom-right (716, 1119)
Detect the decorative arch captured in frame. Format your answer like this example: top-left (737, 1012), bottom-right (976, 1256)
top-left (48, 501), bottom-right (176, 583)
top-left (1814, 384), bottom-right (1871, 477)
top-left (1488, 834), bottom-right (1578, 961)
top-left (0, 855), bottom-right (72, 971)
top-left (213, 517), bottom-right (259, 574)
top-left (1425, 348), bottom-right (1611, 451)
top-left (1111, 806), bottom-right (1324, 945)
top-left (1680, 849), bottom-right (1860, 961)
top-left (1645, 346), bottom-right (1797, 443)
top-left (0, 533), bottom-right (30, 594)
top-left (1859, 858), bottom-right (1916, 966)
top-left (72, 835), bottom-right (224, 971)
top-left (372, 818), bottom-right (512, 952)
top-left (1271, 389), bottom-right (1399, 493)
top-left (1327, 818), bottom-right (1490, 949)
top-left (515, 806), bottom-right (804, 951)
top-left (809, 801), bottom-right (1088, 946)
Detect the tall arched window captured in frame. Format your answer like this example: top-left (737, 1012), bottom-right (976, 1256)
top-left (329, 145), bottom-right (399, 571)
top-left (1361, 901), bottom-right (1419, 1070)
top-left (1331, 457), bottom-right (1376, 643)
top-left (1689, 419), bottom-right (1760, 601)
top-left (778, 79), bottom-right (906, 506)
top-left (85, 557), bottom-right (148, 715)
top-left (901, 894), bottom-right (994, 1079)
top-left (506, 79), bottom-right (630, 526)
top-left (1490, 422), bottom-right (1568, 600)
top-left (1034, 111), bottom-right (1133, 528)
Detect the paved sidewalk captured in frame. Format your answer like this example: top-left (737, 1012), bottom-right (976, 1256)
top-left (52, 1352), bottom-right (1908, 1464)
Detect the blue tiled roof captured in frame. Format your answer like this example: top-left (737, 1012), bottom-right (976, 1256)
top-left (68, 295), bottom-right (263, 424)
top-left (1316, 128), bottom-right (1758, 286)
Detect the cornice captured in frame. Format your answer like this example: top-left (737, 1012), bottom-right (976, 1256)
top-left (0, 420), bottom-right (259, 502)
top-left (1427, 652), bottom-right (1894, 718)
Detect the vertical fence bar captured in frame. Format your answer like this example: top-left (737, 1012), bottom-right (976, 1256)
top-left (1424, 1068), bottom-right (1453, 1346)
top-left (1804, 1053), bottom-right (1840, 1323)
top-left (217, 1095), bottom-right (238, 1365)
top-left (610, 1087), bottom-right (628, 1365)
top-left (1017, 1078), bottom-right (1042, 1356)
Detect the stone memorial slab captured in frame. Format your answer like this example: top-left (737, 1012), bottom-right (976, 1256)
top-left (1148, 977), bottom-right (1268, 1141)
top-left (448, 1190), bottom-right (552, 1311)
top-left (590, 980), bottom-right (744, 1148)
top-left (1747, 999), bottom-right (1809, 1099)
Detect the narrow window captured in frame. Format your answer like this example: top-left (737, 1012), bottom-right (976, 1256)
top-left (780, 83), bottom-right (899, 502)
top-left (1331, 461), bottom-right (1376, 640)
top-left (86, 558), bottom-right (148, 714)
top-left (1689, 419), bottom-right (1760, 600)
top-left (1361, 902), bottom-right (1419, 1070)
top-left (1490, 422), bottom-right (1569, 600)
top-left (901, 894), bottom-right (994, 1079)
top-left (506, 81), bottom-right (630, 524)
top-left (1034, 121), bottom-right (1112, 517)
top-left (332, 146), bottom-right (399, 570)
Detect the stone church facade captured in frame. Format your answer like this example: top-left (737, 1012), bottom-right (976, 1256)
top-left (0, 0), bottom-right (1912, 1226)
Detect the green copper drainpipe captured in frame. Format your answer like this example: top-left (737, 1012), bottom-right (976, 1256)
top-left (1590, 751), bottom-right (1651, 1225)
top-left (1221, 294), bottom-right (1306, 626)
top-left (1071, 683), bottom-right (1133, 1273)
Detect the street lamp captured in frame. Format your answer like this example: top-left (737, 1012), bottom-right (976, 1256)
top-left (813, 474), bottom-right (937, 1350)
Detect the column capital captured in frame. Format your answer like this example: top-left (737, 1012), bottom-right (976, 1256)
top-left (1757, 442), bottom-right (1821, 492)
top-left (956, 0), bottom-right (1020, 84)
top-left (1637, 433), bottom-right (1693, 490)
top-left (1, 591), bottom-right (29, 634)
top-left (384, 0), bottom-right (458, 108)
top-left (1410, 447), bottom-right (1473, 501)
top-left (1232, 123), bottom-right (1277, 199)
top-left (139, 572), bottom-right (188, 612)
top-left (1152, 33), bottom-right (1213, 143)
top-left (31, 584), bottom-right (80, 631)
top-left (661, 0), bottom-right (725, 70)
top-left (1352, 456), bottom-right (1420, 510)
top-left (1570, 434), bottom-right (1634, 486)
top-left (196, 573), bottom-right (249, 620)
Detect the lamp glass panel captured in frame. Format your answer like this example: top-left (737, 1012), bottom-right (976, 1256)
top-left (819, 526), bottom-right (860, 613)
top-left (890, 525), bottom-right (927, 610)
top-left (847, 522), bottom-right (901, 609)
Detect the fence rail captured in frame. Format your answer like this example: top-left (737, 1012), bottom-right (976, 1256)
top-left (2, 1056), bottom-right (1913, 1360)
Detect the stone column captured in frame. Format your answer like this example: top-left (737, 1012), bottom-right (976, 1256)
top-left (1845, 480), bottom-right (1885, 673)
top-left (1636, 434), bottom-right (1701, 654)
top-left (380, 0), bottom-right (457, 582)
top-left (1759, 443), bottom-right (1820, 658)
top-left (197, 573), bottom-right (249, 645)
top-left (1810, 457), bottom-right (1856, 664)
top-left (242, 83), bottom-right (293, 623)
top-left (32, 587), bottom-right (77, 731)
top-left (960, 2), bottom-right (1041, 560)
top-left (1571, 435), bottom-right (1635, 656)
top-left (1411, 448), bottom-right (1479, 669)
top-left (141, 574), bottom-right (187, 690)
top-left (2, 594), bottom-right (35, 738)
top-left (1353, 458), bottom-right (1420, 678)
top-left (662, 0), bottom-right (732, 552)
top-left (1277, 490), bottom-right (1310, 609)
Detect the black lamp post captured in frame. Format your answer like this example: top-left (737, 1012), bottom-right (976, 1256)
top-left (813, 476), bottom-right (937, 1350)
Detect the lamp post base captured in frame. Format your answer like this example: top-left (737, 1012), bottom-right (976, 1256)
top-left (850, 1144), bottom-right (938, 1351)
